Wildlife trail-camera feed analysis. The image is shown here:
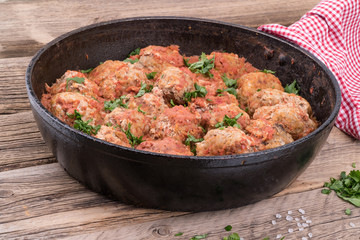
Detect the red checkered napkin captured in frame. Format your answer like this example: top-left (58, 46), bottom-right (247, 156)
top-left (258, 0), bottom-right (360, 139)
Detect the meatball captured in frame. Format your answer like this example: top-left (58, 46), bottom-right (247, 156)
top-left (253, 104), bottom-right (318, 140)
top-left (155, 66), bottom-right (195, 105)
top-left (136, 137), bottom-right (193, 156)
top-left (237, 72), bottom-right (284, 106)
top-left (88, 60), bottom-right (124, 85)
top-left (245, 119), bottom-right (293, 150)
top-left (196, 127), bottom-right (257, 156)
top-left (45, 70), bottom-right (100, 99)
top-left (138, 45), bottom-right (184, 73)
top-left (194, 69), bottom-right (227, 97)
top-left (205, 104), bottom-right (250, 130)
top-left (95, 125), bottom-right (131, 148)
top-left (212, 52), bottom-right (258, 79)
top-left (104, 108), bottom-right (150, 138)
top-left (150, 105), bottom-right (203, 142)
top-left (127, 87), bottom-right (168, 118)
top-left (98, 62), bottom-right (148, 100)
top-left (49, 92), bottom-right (103, 126)
top-left (247, 88), bottom-right (312, 115)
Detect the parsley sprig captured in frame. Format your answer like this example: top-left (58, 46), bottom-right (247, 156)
top-left (185, 134), bottom-right (204, 155)
top-left (146, 72), bottom-right (157, 80)
top-left (190, 234), bottom-right (208, 240)
top-left (215, 113), bottom-right (243, 129)
top-left (66, 77), bottom-right (85, 90)
top-left (129, 47), bottom-right (140, 56)
top-left (104, 96), bottom-right (128, 112)
top-left (80, 68), bottom-right (94, 74)
top-left (184, 83), bottom-right (208, 102)
top-left (284, 80), bottom-right (299, 95)
top-left (222, 233), bottom-right (240, 240)
top-left (67, 110), bottom-right (100, 135)
top-left (260, 69), bottom-right (276, 74)
top-left (124, 58), bottom-right (139, 64)
top-left (187, 53), bottom-right (215, 78)
top-left (135, 82), bottom-right (153, 98)
top-left (123, 47), bottom-right (141, 64)
top-left (217, 74), bottom-right (237, 96)
top-left (322, 170), bottom-right (360, 207)
top-left (120, 123), bottom-right (144, 148)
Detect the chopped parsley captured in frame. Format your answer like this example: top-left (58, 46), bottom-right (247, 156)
top-left (128, 47), bottom-right (140, 56)
top-left (67, 110), bottom-right (100, 135)
top-left (123, 58), bottom-right (139, 64)
top-left (217, 88), bottom-right (237, 96)
top-left (345, 208), bottom-right (352, 215)
top-left (146, 72), bottom-right (157, 80)
top-left (66, 77), bottom-right (85, 90)
top-left (353, 163), bottom-right (356, 168)
top-left (215, 113), bottom-right (243, 129)
top-left (185, 134), bottom-right (204, 155)
top-left (80, 68), bottom-right (94, 73)
top-left (135, 82), bottom-right (153, 98)
top-left (224, 225), bottom-right (232, 231)
top-left (174, 232), bottom-right (183, 237)
top-left (170, 99), bottom-right (176, 107)
top-left (322, 170), bottom-right (360, 207)
top-left (188, 52), bottom-right (215, 78)
top-left (260, 69), bottom-right (276, 74)
top-left (190, 234), bottom-right (208, 240)
top-left (137, 105), bottom-right (146, 114)
top-left (184, 83), bottom-right (208, 102)
top-left (223, 233), bottom-right (240, 240)
top-left (222, 74), bottom-right (237, 88)
top-left (121, 123), bottom-right (144, 147)
top-left (104, 96), bottom-right (128, 112)
top-left (284, 80), bottom-right (299, 95)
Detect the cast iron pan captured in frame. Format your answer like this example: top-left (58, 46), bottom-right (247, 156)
top-left (26, 17), bottom-right (341, 212)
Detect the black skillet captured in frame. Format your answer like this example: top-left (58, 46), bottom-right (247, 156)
top-left (26, 17), bottom-right (341, 212)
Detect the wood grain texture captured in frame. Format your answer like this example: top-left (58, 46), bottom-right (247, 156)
top-left (0, 0), bottom-right (320, 58)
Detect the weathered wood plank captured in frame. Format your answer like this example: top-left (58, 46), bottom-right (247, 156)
top-left (0, 162), bottom-right (359, 240)
top-left (0, 0), bottom-right (320, 58)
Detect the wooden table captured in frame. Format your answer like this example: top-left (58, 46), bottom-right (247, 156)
top-left (1, 0), bottom-right (360, 239)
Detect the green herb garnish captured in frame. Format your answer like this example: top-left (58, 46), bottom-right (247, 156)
top-left (80, 68), bottom-right (94, 73)
top-left (322, 170), bottom-right (360, 207)
top-left (190, 234), bottom-right (208, 240)
top-left (66, 77), bottom-right (85, 90)
top-left (224, 225), bottom-right (232, 231)
top-left (321, 189), bottom-right (331, 195)
top-left (284, 80), bottom-right (299, 95)
top-left (135, 82), bottom-right (153, 98)
top-left (188, 53), bottom-right (215, 78)
top-left (104, 96), bottom-right (128, 112)
top-left (128, 47), bottom-right (140, 56)
top-left (67, 110), bottom-right (100, 135)
top-left (174, 232), bottom-right (183, 237)
top-left (184, 83), bottom-right (208, 102)
top-left (124, 58), bottom-right (139, 64)
top-left (137, 105), bottom-right (146, 114)
top-left (353, 163), bottom-right (356, 168)
top-left (345, 208), bottom-right (352, 215)
top-left (222, 74), bottom-right (237, 88)
top-left (146, 72), bottom-right (157, 80)
top-left (215, 113), bottom-right (243, 129)
top-left (185, 134), bottom-right (204, 155)
top-left (121, 123), bottom-right (144, 148)
top-left (170, 99), bottom-right (176, 107)
top-left (223, 233), bottom-right (240, 240)
top-left (260, 69), bottom-right (276, 74)
top-left (217, 88), bottom-right (237, 96)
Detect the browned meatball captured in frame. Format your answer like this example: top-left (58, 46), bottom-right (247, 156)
top-left (49, 92), bottom-right (103, 126)
top-left (253, 104), bottom-right (318, 140)
top-left (245, 119), bottom-right (293, 150)
top-left (136, 137), bottom-right (193, 156)
top-left (95, 125), bottom-right (131, 148)
top-left (104, 108), bottom-right (150, 138)
top-left (98, 62), bottom-right (148, 100)
top-left (196, 127), bottom-right (257, 156)
top-left (247, 88), bottom-right (312, 115)
top-left (138, 45), bottom-right (184, 73)
top-left (88, 60), bottom-right (124, 85)
top-left (127, 87), bottom-right (168, 118)
top-left (45, 70), bottom-right (100, 99)
top-left (150, 105), bottom-right (203, 142)
top-left (237, 72), bottom-right (284, 106)
top-left (155, 66), bottom-right (195, 105)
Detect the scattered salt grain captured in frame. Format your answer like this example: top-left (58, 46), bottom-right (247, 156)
top-left (298, 208), bottom-right (305, 214)
top-left (272, 220), bottom-right (277, 225)
top-left (306, 220), bottom-right (312, 224)
top-left (286, 215), bottom-right (293, 221)
top-left (350, 222), bottom-right (356, 227)
top-left (275, 213), bottom-right (282, 219)
top-left (288, 228), bottom-right (294, 233)
top-left (297, 222), bottom-right (302, 228)
top-left (288, 210), bottom-right (293, 215)
top-left (301, 216), bottom-right (307, 221)
top-left (276, 234), bottom-right (282, 239)
top-left (299, 227), bottom-right (304, 231)
top-left (302, 237), bottom-right (308, 240)
top-left (302, 223), bottom-right (309, 228)
top-left (295, 217), bottom-right (300, 222)
top-left (308, 232), bottom-right (313, 238)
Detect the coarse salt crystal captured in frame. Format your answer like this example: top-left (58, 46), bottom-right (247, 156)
top-left (295, 217), bottom-right (300, 222)
top-left (301, 216), bottom-right (307, 220)
top-left (272, 220), bottom-right (277, 225)
top-left (306, 220), bottom-right (312, 224)
top-left (288, 228), bottom-right (294, 233)
top-left (276, 213), bottom-right (282, 219)
top-left (302, 238), bottom-right (308, 240)
top-left (299, 227), bottom-right (304, 231)
top-left (286, 215), bottom-right (293, 221)
top-left (302, 223), bottom-right (309, 228)
top-left (288, 210), bottom-right (293, 214)
top-left (297, 222), bottom-right (302, 227)
top-left (308, 232), bottom-right (313, 238)
top-left (299, 208), bottom-right (305, 214)
top-left (350, 222), bottom-right (356, 227)
top-left (276, 234), bottom-right (282, 239)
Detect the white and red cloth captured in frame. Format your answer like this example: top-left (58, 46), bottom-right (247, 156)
top-left (258, 0), bottom-right (360, 139)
